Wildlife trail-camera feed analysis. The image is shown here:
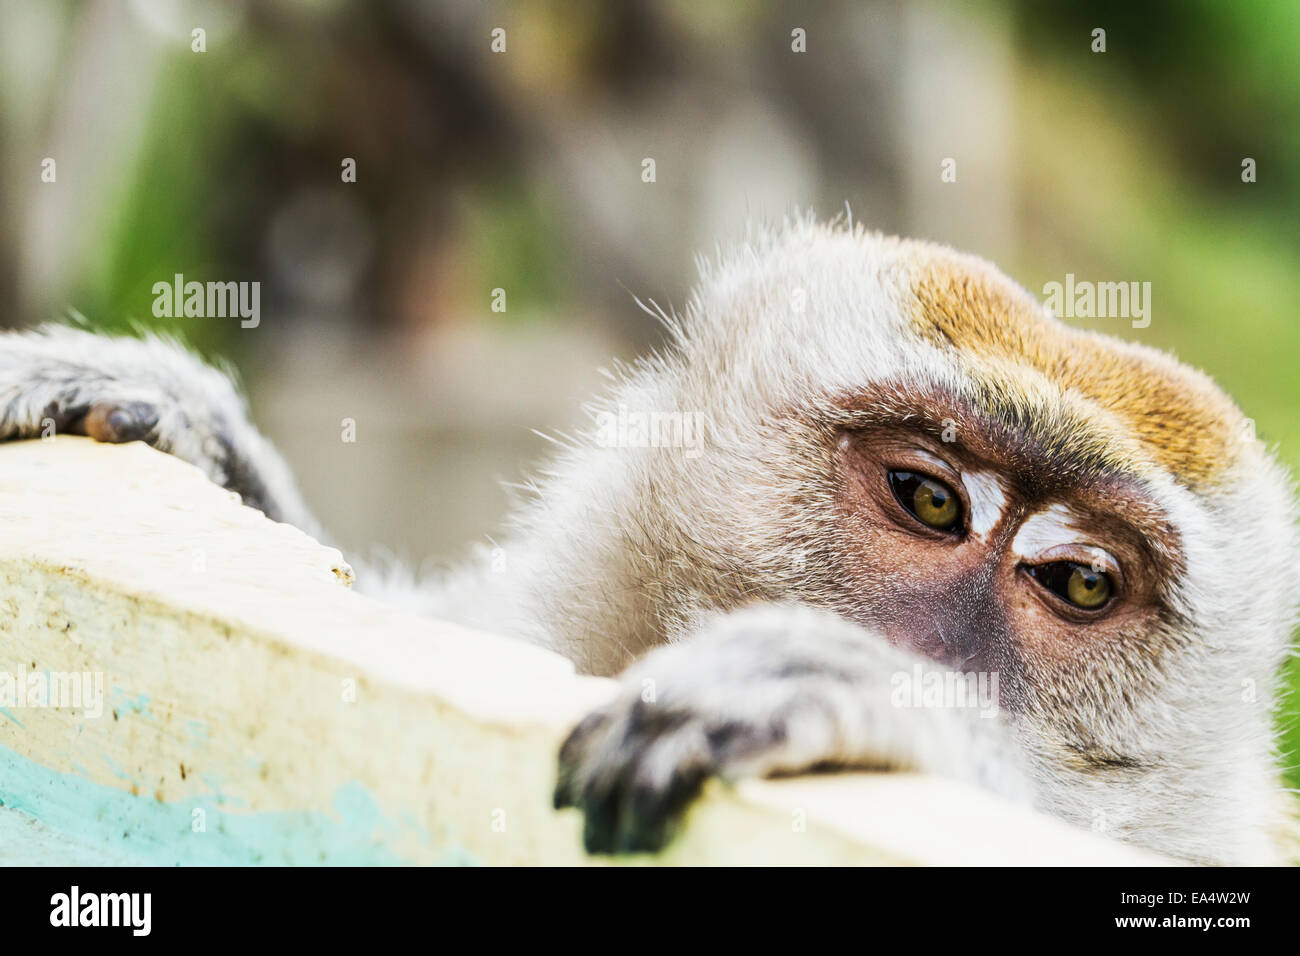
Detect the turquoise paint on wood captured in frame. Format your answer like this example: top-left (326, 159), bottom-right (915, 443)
top-left (0, 746), bottom-right (474, 866)
top-left (110, 688), bottom-right (156, 721)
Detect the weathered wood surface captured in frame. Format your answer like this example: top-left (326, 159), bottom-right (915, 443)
top-left (0, 437), bottom-right (1162, 865)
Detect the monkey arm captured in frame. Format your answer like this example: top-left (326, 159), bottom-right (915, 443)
top-left (553, 602), bottom-right (1035, 855)
top-left (0, 325), bottom-right (318, 533)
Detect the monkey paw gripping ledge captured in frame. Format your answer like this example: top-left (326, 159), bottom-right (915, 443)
top-left (0, 437), bottom-right (1160, 866)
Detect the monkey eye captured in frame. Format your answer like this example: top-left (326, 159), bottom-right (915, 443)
top-left (887, 470), bottom-right (963, 533)
top-left (1027, 561), bottom-right (1114, 611)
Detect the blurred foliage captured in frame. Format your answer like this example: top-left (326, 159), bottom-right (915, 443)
top-left (92, 57), bottom-right (241, 352)
top-left (461, 177), bottom-right (571, 325)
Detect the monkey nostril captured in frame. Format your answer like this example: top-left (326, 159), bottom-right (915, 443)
top-left (878, 613), bottom-right (985, 669)
top-left (933, 618), bottom-right (952, 647)
top-left (879, 620), bottom-right (948, 663)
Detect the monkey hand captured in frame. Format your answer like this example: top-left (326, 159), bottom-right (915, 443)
top-left (553, 603), bottom-right (1032, 855)
top-left (0, 324), bottom-right (312, 527)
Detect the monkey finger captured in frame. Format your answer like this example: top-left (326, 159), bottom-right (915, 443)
top-left (579, 775), bottom-right (627, 855)
top-left (79, 401), bottom-right (161, 444)
top-left (612, 760), bottom-right (709, 855)
top-left (554, 707), bottom-right (617, 809)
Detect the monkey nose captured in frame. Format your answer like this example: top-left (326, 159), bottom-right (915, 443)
top-left (880, 616), bottom-right (983, 669)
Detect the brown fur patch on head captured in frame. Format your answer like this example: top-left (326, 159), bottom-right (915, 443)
top-left (905, 248), bottom-right (1246, 490)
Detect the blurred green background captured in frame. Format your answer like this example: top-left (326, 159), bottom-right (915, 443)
top-left (2, 0), bottom-right (1298, 785)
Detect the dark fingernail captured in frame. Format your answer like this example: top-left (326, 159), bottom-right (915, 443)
top-left (86, 401), bottom-right (159, 443)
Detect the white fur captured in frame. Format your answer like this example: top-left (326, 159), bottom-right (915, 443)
top-left (1010, 504), bottom-right (1087, 560)
top-left (961, 470), bottom-right (1008, 541)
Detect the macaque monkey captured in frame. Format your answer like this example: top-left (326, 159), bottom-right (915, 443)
top-left (2, 220), bottom-right (1294, 864)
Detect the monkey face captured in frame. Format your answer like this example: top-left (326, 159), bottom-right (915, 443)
top-left (829, 411), bottom-right (1184, 714)
top-left (662, 221), bottom-right (1296, 735)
